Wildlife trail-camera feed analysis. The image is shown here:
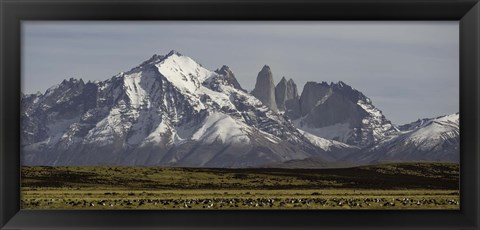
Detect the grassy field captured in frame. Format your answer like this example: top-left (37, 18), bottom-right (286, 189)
top-left (21, 162), bottom-right (460, 209)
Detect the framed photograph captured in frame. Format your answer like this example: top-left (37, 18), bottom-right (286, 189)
top-left (1, 0), bottom-right (479, 229)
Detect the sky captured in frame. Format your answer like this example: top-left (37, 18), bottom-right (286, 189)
top-left (22, 21), bottom-right (459, 125)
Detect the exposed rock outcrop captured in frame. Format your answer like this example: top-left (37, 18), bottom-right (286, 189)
top-left (214, 65), bottom-right (244, 91)
top-left (294, 81), bottom-right (398, 147)
top-left (251, 65), bottom-right (278, 112)
top-left (275, 77), bottom-right (301, 118)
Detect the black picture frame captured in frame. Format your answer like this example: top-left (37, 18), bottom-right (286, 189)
top-left (1, 0), bottom-right (479, 229)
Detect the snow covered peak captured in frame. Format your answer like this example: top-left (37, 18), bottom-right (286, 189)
top-left (399, 113), bottom-right (459, 132)
top-left (132, 51), bottom-right (183, 70)
top-left (347, 112), bottom-right (460, 164)
top-left (406, 113), bottom-right (459, 148)
top-left (155, 51), bottom-right (215, 93)
top-left (435, 113), bottom-right (459, 123)
top-left (166, 50), bottom-right (183, 57)
top-left (139, 54), bottom-right (165, 66)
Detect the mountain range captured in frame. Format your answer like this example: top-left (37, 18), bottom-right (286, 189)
top-left (20, 50), bottom-right (459, 167)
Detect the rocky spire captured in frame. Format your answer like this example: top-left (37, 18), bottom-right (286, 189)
top-left (275, 77), bottom-right (288, 111)
top-left (214, 65), bottom-right (244, 91)
top-left (251, 65), bottom-right (278, 112)
top-left (287, 79), bottom-right (299, 99)
top-left (275, 77), bottom-right (300, 112)
top-left (285, 79), bottom-right (301, 118)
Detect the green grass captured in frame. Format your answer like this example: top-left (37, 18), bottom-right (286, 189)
top-left (21, 162), bottom-right (460, 209)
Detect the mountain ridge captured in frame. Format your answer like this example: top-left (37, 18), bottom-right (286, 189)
top-left (21, 50), bottom-right (459, 167)
top-left (21, 51), bottom-right (352, 167)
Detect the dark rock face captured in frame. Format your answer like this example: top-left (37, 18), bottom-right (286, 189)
top-left (299, 82), bottom-right (331, 116)
top-left (275, 77), bottom-right (289, 111)
top-left (251, 65), bottom-right (278, 112)
top-left (295, 81), bottom-right (397, 147)
top-left (286, 79), bottom-right (299, 99)
top-left (275, 77), bottom-right (301, 118)
top-left (302, 92), bottom-right (366, 128)
top-left (214, 65), bottom-right (244, 91)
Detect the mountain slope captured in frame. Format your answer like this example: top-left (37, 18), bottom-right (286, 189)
top-left (344, 113), bottom-right (459, 164)
top-left (292, 81), bottom-right (398, 147)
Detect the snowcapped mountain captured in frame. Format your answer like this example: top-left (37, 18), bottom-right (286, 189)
top-left (20, 50), bottom-right (459, 167)
top-left (21, 50), bottom-right (352, 167)
top-left (344, 113), bottom-right (459, 164)
top-left (291, 81), bottom-right (398, 147)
